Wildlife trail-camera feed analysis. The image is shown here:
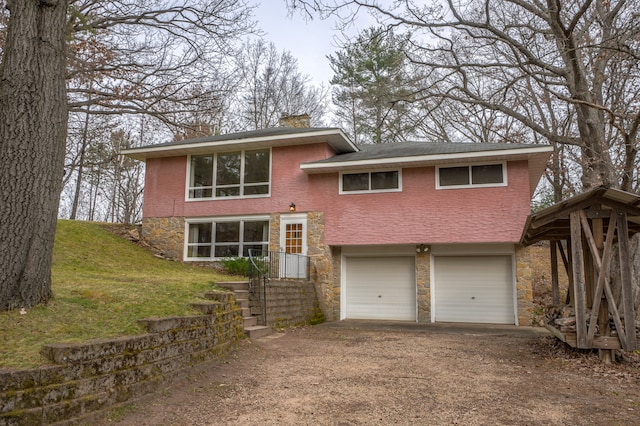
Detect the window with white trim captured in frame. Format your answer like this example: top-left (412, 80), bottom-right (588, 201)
top-left (340, 170), bottom-right (401, 194)
top-left (437, 163), bottom-right (506, 189)
top-left (188, 148), bottom-right (270, 199)
top-left (186, 218), bottom-right (269, 260)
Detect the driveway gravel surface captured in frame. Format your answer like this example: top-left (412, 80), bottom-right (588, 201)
top-left (104, 321), bottom-right (640, 425)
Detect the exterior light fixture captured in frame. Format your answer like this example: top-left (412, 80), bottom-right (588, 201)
top-left (416, 244), bottom-right (430, 253)
top-left (289, 203), bottom-right (296, 212)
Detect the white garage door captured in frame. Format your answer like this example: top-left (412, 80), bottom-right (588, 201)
top-left (434, 256), bottom-right (514, 324)
top-left (345, 257), bottom-right (416, 321)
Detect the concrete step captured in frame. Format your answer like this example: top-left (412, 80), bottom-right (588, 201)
top-left (243, 316), bottom-right (257, 328)
top-left (217, 281), bottom-right (250, 292)
top-left (236, 298), bottom-right (250, 309)
top-left (234, 289), bottom-right (249, 299)
top-left (245, 325), bottom-right (272, 339)
top-left (241, 307), bottom-right (251, 317)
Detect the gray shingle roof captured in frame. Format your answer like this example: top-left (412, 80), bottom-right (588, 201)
top-left (122, 126), bottom-right (357, 160)
top-left (307, 141), bottom-right (542, 164)
top-left (139, 127), bottom-right (342, 149)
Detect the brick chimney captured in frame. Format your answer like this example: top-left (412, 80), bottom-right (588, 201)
top-left (279, 113), bottom-right (311, 128)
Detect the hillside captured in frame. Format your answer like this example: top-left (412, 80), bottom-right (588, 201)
top-left (0, 220), bottom-right (237, 368)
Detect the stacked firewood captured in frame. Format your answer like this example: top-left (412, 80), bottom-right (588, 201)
top-left (546, 305), bottom-right (577, 333)
top-left (545, 304), bottom-right (640, 335)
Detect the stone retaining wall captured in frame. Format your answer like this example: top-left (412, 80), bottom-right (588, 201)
top-left (0, 291), bottom-right (243, 425)
top-left (251, 280), bottom-right (322, 328)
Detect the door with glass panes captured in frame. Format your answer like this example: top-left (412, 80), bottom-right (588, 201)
top-left (279, 214), bottom-right (308, 279)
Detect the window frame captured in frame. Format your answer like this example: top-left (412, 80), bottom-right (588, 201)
top-left (436, 162), bottom-right (507, 190)
top-left (186, 148), bottom-right (272, 201)
top-left (339, 169), bottom-right (402, 194)
top-left (184, 216), bottom-right (270, 261)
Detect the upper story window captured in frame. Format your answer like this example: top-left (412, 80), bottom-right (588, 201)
top-left (340, 170), bottom-right (401, 194)
top-left (188, 148), bottom-right (270, 199)
top-left (437, 163), bottom-right (506, 189)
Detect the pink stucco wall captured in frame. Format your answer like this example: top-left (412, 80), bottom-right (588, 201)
top-left (142, 144), bottom-right (531, 245)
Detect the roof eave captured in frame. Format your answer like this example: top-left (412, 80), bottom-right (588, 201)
top-left (301, 146), bottom-right (553, 185)
top-left (122, 128), bottom-right (358, 161)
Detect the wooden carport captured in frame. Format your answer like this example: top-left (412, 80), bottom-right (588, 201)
top-left (520, 186), bottom-right (640, 360)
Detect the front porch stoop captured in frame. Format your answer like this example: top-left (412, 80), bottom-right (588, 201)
top-left (217, 281), bottom-right (272, 339)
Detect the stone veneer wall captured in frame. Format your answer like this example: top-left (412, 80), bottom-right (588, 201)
top-left (141, 217), bottom-right (185, 260)
top-left (268, 213), bottom-right (281, 253)
top-left (416, 252), bottom-right (431, 323)
top-left (0, 291), bottom-right (243, 425)
top-left (307, 212), bottom-right (340, 321)
top-left (515, 245), bottom-right (535, 325)
top-left (259, 280), bottom-right (322, 327)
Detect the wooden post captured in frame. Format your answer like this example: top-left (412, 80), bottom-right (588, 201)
top-left (570, 211), bottom-right (588, 348)
top-left (559, 239), bottom-right (574, 306)
top-left (584, 233), bottom-right (594, 310)
top-left (586, 215), bottom-right (616, 346)
top-left (593, 217), bottom-right (613, 362)
top-left (616, 211), bottom-right (637, 351)
top-left (550, 240), bottom-right (560, 305)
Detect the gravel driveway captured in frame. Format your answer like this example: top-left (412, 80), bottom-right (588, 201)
top-left (104, 321), bottom-right (640, 425)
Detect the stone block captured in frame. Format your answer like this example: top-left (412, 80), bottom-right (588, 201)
top-left (0, 369), bottom-right (40, 393)
top-left (190, 302), bottom-right (222, 315)
top-left (2, 292), bottom-right (244, 425)
top-left (0, 406), bottom-right (42, 425)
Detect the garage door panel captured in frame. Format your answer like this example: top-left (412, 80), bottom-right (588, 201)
top-left (345, 257), bottom-right (415, 321)
top-left (434, 256), bottom-right (514, 324)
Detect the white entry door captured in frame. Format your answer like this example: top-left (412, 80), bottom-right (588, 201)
top-left (279, 214), bottom-right (308, 279)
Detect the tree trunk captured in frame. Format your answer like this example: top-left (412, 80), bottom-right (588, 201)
top-left (0, 0), bottom-right (68, 310)
top-left (70, 100), bottom-right (92, 220)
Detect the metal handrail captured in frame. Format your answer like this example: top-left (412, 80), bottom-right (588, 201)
top-left (247, 250), bottom-right (311, 326)
top-left (248, 249), bottom-right (268, 325)
top-left (247, 249), bottom-right (267, 288)
top-left (249, 250), bottom-right (310, 280)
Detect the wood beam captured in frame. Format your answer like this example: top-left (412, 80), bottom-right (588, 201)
top-left (585, 207), bottom-right (611, 219)
top-left (592, 217), bottom-right (613, 362)
top-left (580, 211), bottom-right (602, 271)
top-left (528, 197), bottom-right (604, 230)
top-left (550, 241), bottom-right (560, 305)
top-left (586, 215), bottom-right (616, 346)
top-left (602, 199), bottom-right (640, 218)
top-left (617, 211), bottom-right (637, 351)
top-left (558, 241), bottom-right (569, 277)
top-left (603, 266), bottom-right (629, 350)
top-left (570, 211), bottom-right (588, 348)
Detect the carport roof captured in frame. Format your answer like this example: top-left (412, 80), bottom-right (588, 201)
top-left (520, 186), bottom-right (640, 246)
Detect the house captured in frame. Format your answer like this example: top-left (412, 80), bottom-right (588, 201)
top-left (123, 116), bottom-right (553, 325)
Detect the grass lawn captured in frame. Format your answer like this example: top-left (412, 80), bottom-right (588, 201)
top-left (0, 220), bottom-right (241, 369)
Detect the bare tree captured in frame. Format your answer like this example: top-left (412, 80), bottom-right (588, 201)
top-left (234, 39), bottom-right (328, 129)
top-left (66, 0), bottom-right (256, 127)
top-left (0, 0), bottom-right (68, 310)
top-left (60, 1), bottom-right (255, 216)
top-left (288, 0), bottom-right (640, 192)
top-left (105, 129), bottom-right (144, 224)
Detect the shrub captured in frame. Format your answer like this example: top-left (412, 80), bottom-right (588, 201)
top-left (222, 257), bottom-right (250, 276)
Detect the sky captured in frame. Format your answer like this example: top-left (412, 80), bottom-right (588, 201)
top-left (252, 1), bottom-right (373, 87)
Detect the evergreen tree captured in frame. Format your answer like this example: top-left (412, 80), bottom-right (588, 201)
top-left (328, 27), bottom-right (416, 144)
